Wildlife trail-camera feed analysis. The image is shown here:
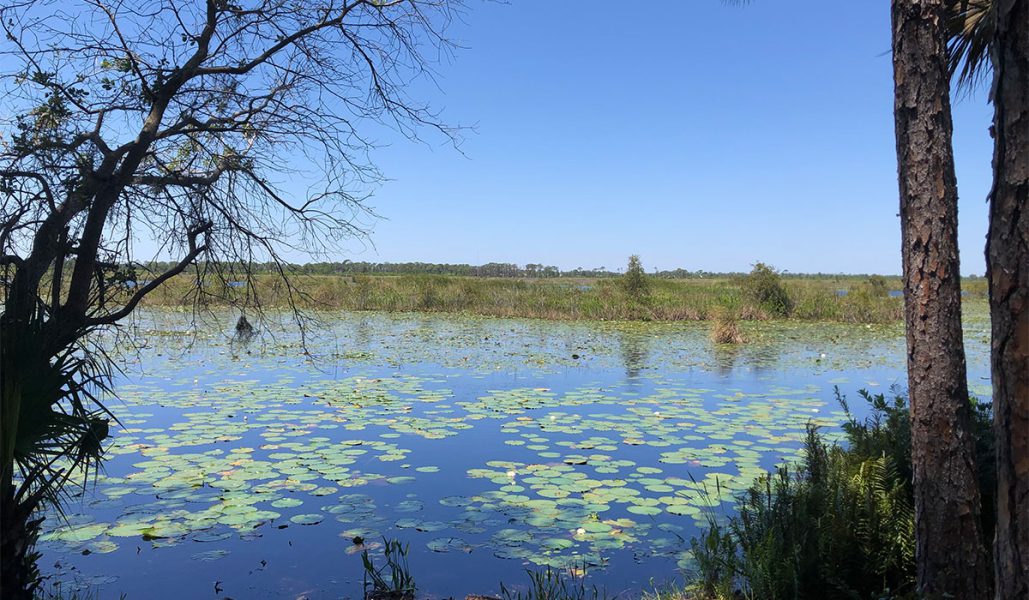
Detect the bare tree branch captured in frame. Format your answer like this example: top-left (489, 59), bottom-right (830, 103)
top-left (85, 220), bottom-right (212, 326)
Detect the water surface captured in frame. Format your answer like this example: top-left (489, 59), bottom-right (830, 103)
top-left (37, 306), bottom-right (992, 599)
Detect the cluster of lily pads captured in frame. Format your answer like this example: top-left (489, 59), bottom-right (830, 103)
top-left (41, 364), bottom-right (845, 578)
top-left (35, 307), bottom-right (992, 596)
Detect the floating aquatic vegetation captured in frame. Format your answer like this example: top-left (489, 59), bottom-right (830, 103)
top-left (34, 307), bottom-right (992, 599)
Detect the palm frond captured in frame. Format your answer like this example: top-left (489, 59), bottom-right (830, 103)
top-left (947, 0), bottom-right (995, 94)
top-left (2, 307), bottom-right (115, 515)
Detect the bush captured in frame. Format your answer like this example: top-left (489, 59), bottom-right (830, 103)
top-left (688, 388), bottom-right (995, 600)
top-left (867, 275), bottom-right (889, 297)
top-left (741, 263), bottom-right (792, 317)
top-left (622, 255), bottom-right (650, 303)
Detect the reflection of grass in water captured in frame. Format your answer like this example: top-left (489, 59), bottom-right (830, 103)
top-left (118, 300), bottom-right (990, 380)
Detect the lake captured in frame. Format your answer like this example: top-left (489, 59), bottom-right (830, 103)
top-left (37, 305), bottom-right (993, 599)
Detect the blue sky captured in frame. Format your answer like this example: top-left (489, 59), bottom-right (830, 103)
top-left (334, 0), bottom-right (995, 275)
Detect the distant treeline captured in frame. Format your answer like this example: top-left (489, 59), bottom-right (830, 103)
top-left (140, 260), bottom-right (939, 280)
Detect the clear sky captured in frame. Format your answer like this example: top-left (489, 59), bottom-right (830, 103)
top-left (328, 0), bottom-right (996, 275)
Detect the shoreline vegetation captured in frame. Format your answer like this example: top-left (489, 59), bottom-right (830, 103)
top-left (134, 268), bottom-right (987, 324)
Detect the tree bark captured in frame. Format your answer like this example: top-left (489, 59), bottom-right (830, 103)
top-left (989, 1), bottom-right (1029, 597)
top-left (891, 0), bottom-right (992, 597)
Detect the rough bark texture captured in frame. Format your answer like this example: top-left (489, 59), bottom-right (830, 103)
top-left (989, 1), bottom-right (1029, 597)
top-left (891, 0), bottom-right (992, 598)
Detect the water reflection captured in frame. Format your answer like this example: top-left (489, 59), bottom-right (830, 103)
top-left (713, 343), bottom-right (742, 376)
top-left (619, 332), bottom-right (650, 381)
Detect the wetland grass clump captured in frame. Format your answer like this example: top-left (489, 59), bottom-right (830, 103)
top-left (709, 310), bottom-right (745, 344)
top-left (362, 539), bottom-right (416, 600)
top-left (33, 586), bottom-right (126, 600)
top-left (500, 567), bottom-right (606, 600)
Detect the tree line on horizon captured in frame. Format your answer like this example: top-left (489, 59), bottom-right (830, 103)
top-left (136, 259), bottom-right (941, 281)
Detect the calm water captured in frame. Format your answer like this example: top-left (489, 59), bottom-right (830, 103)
top-left (37, 306), bottom-right (992, 599)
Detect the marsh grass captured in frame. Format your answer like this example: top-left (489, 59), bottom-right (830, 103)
top-left (500, 567), bottom-right (606, 600)
top-left (709, 310), bottom-right (745, 344)
top-left (131, 273), bottom-right (926, 324)
top-left (362, 539), bottom-right (416, 600)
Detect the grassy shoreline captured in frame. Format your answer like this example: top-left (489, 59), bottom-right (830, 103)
top-left (135, 273), bottom-right (966, 324)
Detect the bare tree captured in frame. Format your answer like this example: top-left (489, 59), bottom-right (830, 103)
top-left (891, 0), bottom-right (991, 596)
top-left (0, 0), bottom-right (458, 595)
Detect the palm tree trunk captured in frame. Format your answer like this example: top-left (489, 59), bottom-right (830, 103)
top-left (891, 0), bottom-right (992, 597)
top-left (988, 1), bottom-right (1029, 597)
top-left (0, 483), bottom-right (43, 600)
top-left (1, 297), bottom-right (43, 598)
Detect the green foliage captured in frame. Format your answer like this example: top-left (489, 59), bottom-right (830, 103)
top-left (946, 0), bottom-right (994, 91)
top-left (140, 271), bottom-right (930, 324)
top-left (688, 389), bottom-right (996, 600)
top-left (2, 314), bottom-right (113, 512)
top-left (621, 255), bottom-right (650, 303)
top-left (500, 567), bottom-right (605, 600)
top-left (689, 520), bottom-right (738, 600)
top-left (639, 584), bottom-right (703, 600)
top-left (866, 275), bottom-right (889, 297)
top-left (740, 263), bottom-right (793, 317)
top-left (361, 538), bottom-right (416, 600)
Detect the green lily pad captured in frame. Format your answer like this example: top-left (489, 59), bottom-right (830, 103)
top-left (290, 513), bottom-right (324, 525)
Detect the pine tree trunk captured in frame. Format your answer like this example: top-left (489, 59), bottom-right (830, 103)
top-left (989, 1), bottom-right (1029, 597)
top-left (891, 0), bottom-right (992, 597)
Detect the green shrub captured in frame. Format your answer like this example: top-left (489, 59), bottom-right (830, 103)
top-left (621, 255), bottom-right (650, 303)
top-left (688, 388), bottom-right (995, 600)
top-left (867, 275), bottom-right (889, 297)
top-left (740, 263), bottom-right (792, 317)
